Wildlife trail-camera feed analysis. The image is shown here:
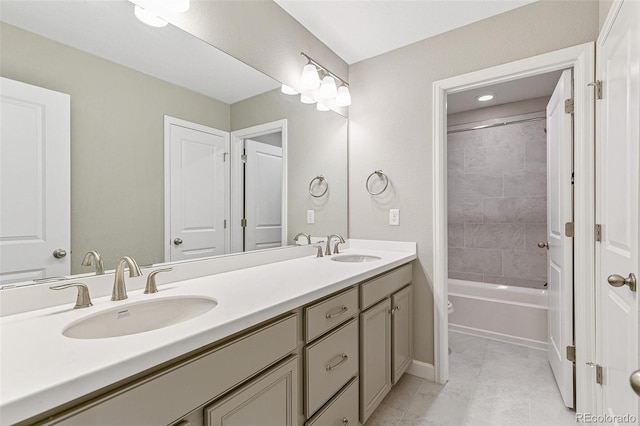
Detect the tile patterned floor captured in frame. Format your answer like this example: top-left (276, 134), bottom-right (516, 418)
top-left (366, 332), bottom-right (577, 426)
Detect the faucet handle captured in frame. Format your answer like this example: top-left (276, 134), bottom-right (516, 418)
top-left (50, 283), bottom-right (93, 309)
top-left (81, 250), bottom-right (104, 275)
top-left (334, 240), bottom-right (345, 254)
top-left (145, 268), bottom-right (173, 294)
top-left (314, 245), bottom-right (324, 258)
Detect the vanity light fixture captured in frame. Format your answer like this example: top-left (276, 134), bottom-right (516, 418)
top-left (299, 52), bottom-right (351, 107)
top-left (300, 94), bottom-right (316, 104)
top-left (130, 0), bottom-right (190, 28)
top-left (476, 94), bottom-right (494, 102)
top-left (281, 84), bottom-right (299, 95)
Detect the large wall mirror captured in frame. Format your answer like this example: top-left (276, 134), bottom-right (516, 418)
top-left (0, 1), bottom-right (347, 285)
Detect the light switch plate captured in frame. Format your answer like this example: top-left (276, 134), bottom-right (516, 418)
top-left (307, 210), bottom-right (315, 224)
top-left (389, 209), bottom-right (400, 226)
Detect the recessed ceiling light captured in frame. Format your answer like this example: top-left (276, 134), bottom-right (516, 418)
top-left (476, 94), bottom-right (494, 102)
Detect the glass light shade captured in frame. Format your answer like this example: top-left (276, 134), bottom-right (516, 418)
top-left (335, 85), bottom-right (352, 107)
top-left (300, 95), bottom-right (316, 104)
top-left (319, 75), bottom-right (337, 99)
top-left (281, 84), bottom-right (298, 95)
top-left (476, 94), bottom-right (494, 102)
top-left (301, 64), bottom-right (320, 90)
top-left (134, 5), bottom-right (168, 27)
top-left (165, 0), bottom-right (190, 13)
top-left (316, 102), bottom-right (330, 111)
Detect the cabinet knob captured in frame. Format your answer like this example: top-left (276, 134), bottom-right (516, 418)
top-left (53, 248), bottom-right (67, 259)
top-left (173, 238), bottom-right (183, 246)
top-left (342, 418), bottom-right (349, 426)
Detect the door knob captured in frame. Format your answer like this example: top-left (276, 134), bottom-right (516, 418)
top-left (537, 242), bottom-right (549, 249)
top-left (52, 249), bottom-right (67, 259)
top-left (631, 370), bottom-right (640, 396)
top-left (173, 238), bottom-right (183, 246)
top-left (607, 273), bottom-right (637, 292)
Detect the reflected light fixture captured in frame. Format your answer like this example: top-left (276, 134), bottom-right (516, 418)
top-left (299, 52), bottom-right (351, 107)
top-left (317, 102), bottom-right (330, 111)
top-left (476, 94), bottom-right (494, 102)
top-left (300, 95), bottom-right (316, 104)
top-left (281, 84), bottom-right (299, 95)
top-left (130, 0), bottom-right (190, 27)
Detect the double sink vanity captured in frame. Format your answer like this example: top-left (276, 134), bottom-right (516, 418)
top-left (0, 240), bottom-right (416, 426)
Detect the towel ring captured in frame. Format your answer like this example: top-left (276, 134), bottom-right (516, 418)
top-left (366, 170), bottom-right (389, 196)
top-left (309, 175), bottom-right (329, 198)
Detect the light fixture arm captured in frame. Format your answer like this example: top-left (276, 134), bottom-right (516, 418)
top-left (300, 52), bottom-right (349, 88)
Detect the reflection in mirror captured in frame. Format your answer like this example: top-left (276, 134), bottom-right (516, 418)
top-left (0, 0), bottom-right (347, 286)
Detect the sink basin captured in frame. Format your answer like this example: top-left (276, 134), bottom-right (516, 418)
top-left (331, 254), bottom-right (382, 263)
top-left (63, 296), bottom-right (217, 339)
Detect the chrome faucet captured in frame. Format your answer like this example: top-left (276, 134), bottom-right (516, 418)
top-left (112, 256), bottom-right (142, 301)
top-left (81, 250), bottom-right (104, 275)
top-left (325, 234), bottom-right (345, 256)
top-left (293, 232), bottom-right (312, 245)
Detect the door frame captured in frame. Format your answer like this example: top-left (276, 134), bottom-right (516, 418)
top-left (432, 42), bottom-right (596, 412)
top-left (163, 115), bottom-right (231, 262)
top-left (229, 119), bottom-right (288, 253)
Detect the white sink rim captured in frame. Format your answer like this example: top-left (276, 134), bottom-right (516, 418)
top-left (331, 254), bottom-right (382, 263)
top-left (63, 296), bottom-right (218, 339)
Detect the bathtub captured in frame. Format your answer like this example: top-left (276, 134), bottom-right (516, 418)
top-left (448, 279), bottom-right (549, 350)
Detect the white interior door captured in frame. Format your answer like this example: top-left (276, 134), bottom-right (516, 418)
top-left (596, 0), bottom-right (639, 421)
top-left (244, 139), bottom-right (283, 251)
top-left (0, 77), bottom-right (70, 284)
top-left (167, 118), bottom-right (228, 262)
top-left (546, 69), bottom-right (575, 408)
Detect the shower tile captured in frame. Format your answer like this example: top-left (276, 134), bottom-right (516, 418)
top-left (504, 169), bottom-right (547, 197)
top-left (448, 199), bottom-right (483, 223)
top-left (483, 197), bottom-right (546, 223)
top-left (448, 148), bottom-right (465, 174)
top-left (448, 172), bottom-right (503, 199)
top-left (464, 223), bottom-right (525, 250)
top-left (448, 248), bottom-right (465, 272)
top-left (482, 275), bottom-right (547, 289)
top-left (448, 271), bottom-right (484, 281)
top-left (460, 248), bottom-right (502, 275)
top-left (503, 251), bottom-right (547, 281)
top-left (524, 223), bottom-right (547, 251)
top-left (448, 223), bottom-right (464, 247)
top-left (464, 143), bottom-right (524, 174)
top-left (525, 138), bottom-right (547, 171)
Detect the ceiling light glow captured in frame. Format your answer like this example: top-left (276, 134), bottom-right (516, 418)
top-left (476, 94), bottom-right (494, 102)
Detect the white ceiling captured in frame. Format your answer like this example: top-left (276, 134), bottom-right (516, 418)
top-left (274, 0), bottom-right (538, 65)
top-left (0, 1), bottom-right (280, 104)
top-left (447, 70), bottom-right (564, 113)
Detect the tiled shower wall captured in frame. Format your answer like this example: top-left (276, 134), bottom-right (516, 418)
top-left (447, 119), bottom-right (548, 289)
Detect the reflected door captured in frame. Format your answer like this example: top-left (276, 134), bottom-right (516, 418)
top-left (546, 69), bottom-right (574, 408)
top-left (244, 139), bottom-right (283, 251)
top-left (167, 117), bottom-right (229, 262)
top-left (596, 0), bottom-right (639, 420)
top-left (0, 77), bottom-right (70, 284)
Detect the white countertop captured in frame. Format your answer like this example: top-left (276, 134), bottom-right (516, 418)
top-left (0, 242), bottom-right (415, 425)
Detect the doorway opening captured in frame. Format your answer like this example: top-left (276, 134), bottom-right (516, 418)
top-left (432, 42), bottom-right (595, 413)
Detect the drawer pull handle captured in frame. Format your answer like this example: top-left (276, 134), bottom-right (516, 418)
top-left (325, 305), bottom-right (348, 319)
top-left (342, 418), bottom-right (349, 425)
top-left (326, 353), bottom-right (348, 371)
top-left (391, 305), bottom-right (401, 315)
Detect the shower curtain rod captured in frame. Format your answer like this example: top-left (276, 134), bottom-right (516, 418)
top-left (447, 115), bottom-right (546, 134)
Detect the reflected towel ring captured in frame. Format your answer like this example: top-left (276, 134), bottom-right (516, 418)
top-left (366, 170), bottom-right (389, 195)
top-left (309, 175), bottom-right (329, 198)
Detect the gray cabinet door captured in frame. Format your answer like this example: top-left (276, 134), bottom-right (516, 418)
top-left (205, 357), bottom-right (298, 426)
top-left (392, 285), bottom-right (413, 384)
top-left (359, 298), bottom-right (391, 423)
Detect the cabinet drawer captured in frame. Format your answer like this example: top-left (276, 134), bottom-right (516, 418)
top-left (304, 318), bottom-right (358, 417)
top-left (360, 263), bottom-right (412, 309)
top-left (305, 287), bottom-right (358, 343)
top-left (305, 377), bottom-right (359, 426)
top-left (56, 314), bottom-right (297, 425)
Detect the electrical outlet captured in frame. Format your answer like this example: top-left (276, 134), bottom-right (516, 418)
top-left (389, 209), bottom-right (400, 226)
top-left (306, 210), bottom-right (315, 224)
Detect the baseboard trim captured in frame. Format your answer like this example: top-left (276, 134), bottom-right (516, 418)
top-left (449, 324), bottom-right (547, 351)
top-left (406, 360), bottom-right (435, 381)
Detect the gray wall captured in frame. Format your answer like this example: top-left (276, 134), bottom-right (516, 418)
top-left (231, 90), bottom-right (348, 242)
top-left (447, 118), bottom-right (548, 289)
top-left (348, 1), bottom-right (599, 364)
top-left (0, 22), bottom-right (230, 272)
top-left (448, 96), bottom-right (550, 126)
